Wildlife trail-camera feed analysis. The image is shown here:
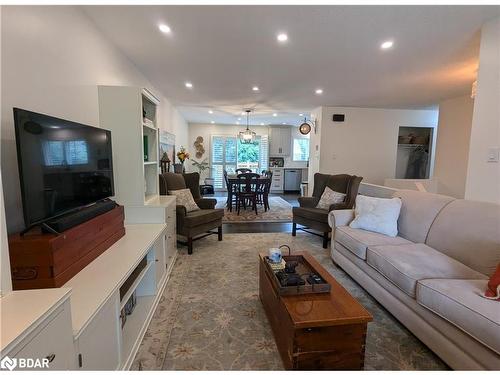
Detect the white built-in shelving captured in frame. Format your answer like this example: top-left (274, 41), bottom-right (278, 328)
top-left (98, 86), bottom-right (160, 206)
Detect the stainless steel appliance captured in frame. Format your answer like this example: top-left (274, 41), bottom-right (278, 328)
top-left (284, 169), bottom-right (302, 192)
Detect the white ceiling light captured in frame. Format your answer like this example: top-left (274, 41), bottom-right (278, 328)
top-left (272, 113), bottom-right (277, 117)
top-left (185, 82), bottom-right (193, 89)
top-left (282, 122), bottom-right (287, 125)
top-left (299, 113), bottom-right (303, 116)
top-left (260, 122), bottom-right (265, 125)
top-left (315, 88), bottom-right (323, 95)
top-left (210, 120), bottom-right (215, 124)
top-left (158, 24), bottom-right (171, 33)
top-left (208, 110), bottom-right (213, 114)
top-left (380, 40), bottom-right (394, 50)
top-left (252, 86), bottom-right (259, 92)
top-left (237, 117), bottom-right (241, 121)
top-left (277, 33), bottom-right (288, 43)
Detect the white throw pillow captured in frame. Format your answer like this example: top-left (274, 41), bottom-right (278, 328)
top-left (169, 188), bottom-right (200, 212)
top-left (349, 195), bottom-right (402, 237)
top-left (316, 186), bottom-right (346, 210)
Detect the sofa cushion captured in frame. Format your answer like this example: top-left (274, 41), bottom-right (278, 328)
top-left (392, 190), bottom-right (455, 243)
top-left (417, 279), bottom-right (500, 355)
top-left (183, 209), bottom-right (224, 227)
top-left (426, 199), bottom-right (500, 277)
top-left (366, 243), bottom-right (487, 297)
top-left (292, 206), bottom-right (329, 222)
top-left (335, 226), bottom-right (412, 260)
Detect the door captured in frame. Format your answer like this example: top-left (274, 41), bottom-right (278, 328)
top-left (211, 135), bottom-right (269, 191)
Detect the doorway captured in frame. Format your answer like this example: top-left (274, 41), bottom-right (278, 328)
top-left (211, 135), bottom-right (269, 190)
top-left (395, 127), bottom-right (433, 179)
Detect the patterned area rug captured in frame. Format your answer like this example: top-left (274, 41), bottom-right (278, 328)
top-left (215, 196), bottom-right (293, 223)
top-left (132, 232), bottom-right (447, 371)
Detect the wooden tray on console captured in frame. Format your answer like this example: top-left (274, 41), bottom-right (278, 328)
top-left (263, 254), bottom-right (331, 296)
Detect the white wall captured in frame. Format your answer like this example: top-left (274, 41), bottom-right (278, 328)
top-left (1, 6), bottom-right (188, 233)
top-left (434, 95), bottom-right (474, 198)
top-left (465, 17), bottom-right (500, 204)
top-left (187, 122), bottom-right (307, 180)
top-left (312, 106), bottom-right (438, 189)
top-left (307, 107), bottom-right (323, 193)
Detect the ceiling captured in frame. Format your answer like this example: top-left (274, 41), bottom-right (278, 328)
top-left (82, 5), bottom-right (499, 126)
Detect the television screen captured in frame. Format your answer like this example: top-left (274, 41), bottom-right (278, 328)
top-left (13, 108), bottom-right (114, 229)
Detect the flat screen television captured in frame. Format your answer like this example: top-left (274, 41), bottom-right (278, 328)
top-left (13, 108), bottom-right (114, 230)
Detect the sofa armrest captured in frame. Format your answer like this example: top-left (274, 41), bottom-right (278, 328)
top-left (196, 198), bottom-right (217, 209)
top-left (298, 196), bottom-right (319, 208)
top-left (328, 202), bottom-right (351, 212)
top-left (328, 209), bottom-right (355, 229)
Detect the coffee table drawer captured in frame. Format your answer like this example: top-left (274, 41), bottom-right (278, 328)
top-left (293, 348), bottom-right (365, 370)
top-left (295, 323), bottom-right (366, 353)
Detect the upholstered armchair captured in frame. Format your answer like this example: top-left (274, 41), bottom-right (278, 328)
top-left (292, 173), bottom-right (362, 248)
top-left (159, 172), bottom-right (224, 254)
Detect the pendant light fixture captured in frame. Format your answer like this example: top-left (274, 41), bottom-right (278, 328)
top-left (239, 109), bottom-right (257, 144)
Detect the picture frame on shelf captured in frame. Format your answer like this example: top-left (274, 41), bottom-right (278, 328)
top-left (159, 130), bottom-right (175, 173)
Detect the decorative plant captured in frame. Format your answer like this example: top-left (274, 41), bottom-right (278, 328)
top-left (191, 158), bottom-right (210, 174)
top-left (176, 146), bottom-right (190, 163)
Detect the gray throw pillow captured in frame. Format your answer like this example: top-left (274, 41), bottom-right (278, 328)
top-left (316, 186), bottom-right (346, 209)
top-left (169, 188), bottom-right (200, 212)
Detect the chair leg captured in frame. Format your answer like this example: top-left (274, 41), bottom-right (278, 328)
top-left (188, 237), bottom-right (193, 254)
top-left (322, 232), bottom-right (329, 249)
top-left (218, 226), bottom-right (222, 241)
top-left (292, 222), bottom-right (297, 236)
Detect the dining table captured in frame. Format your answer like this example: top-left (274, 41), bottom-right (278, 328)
top-left (225, 174), bottom-right (271, 213)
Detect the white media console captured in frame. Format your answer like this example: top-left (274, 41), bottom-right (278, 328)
top-left (0, 196), bottom-right (177, 370)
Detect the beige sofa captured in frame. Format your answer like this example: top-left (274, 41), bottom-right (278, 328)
top-left (328, 189), bottom-right (500, 370)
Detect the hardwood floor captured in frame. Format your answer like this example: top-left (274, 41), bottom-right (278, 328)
top-left (210, 192), bottom-right (299, 234)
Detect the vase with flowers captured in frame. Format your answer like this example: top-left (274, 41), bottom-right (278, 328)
top-left (176, 146), bottom-right (190, 173)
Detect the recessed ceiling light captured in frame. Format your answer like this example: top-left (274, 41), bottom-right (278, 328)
top-left (282, 122), bottom-right (287, 125)
top-left (185, 82), bottom-right (193, 89)
top-left (315, 88), bottom-right (323, 95)
top-left (272, 113), bottom-right (277, 117)
top-left (237, 117), bottom-right (241, 121)
top-left (277, 33), bottom-right (288, 42)
top-left (299, 113), bottom-right (304, 116)
top-left (210, 120), bottom-right (215, 124)
top-left (252, 86), bottom-right (259, 91)
top-left (260, 122), bottom-right (265, 125)
top-left (208, 110), bottom-right (213, 114)
top-left (159, 24), bottom-right (171, 33)
top-left (380, 40), bottom-right (394, 50)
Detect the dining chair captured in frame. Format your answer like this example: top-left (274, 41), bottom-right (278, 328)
top-left (224, 170), bottom-right (238, 212)
top-left (236, 168), bottom-right (252, 174)
top-left (256, 177), bottom-right (272, 211)
top-left (236, 172), bottom-right (260, 215)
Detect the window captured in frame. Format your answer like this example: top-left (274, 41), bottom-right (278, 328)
top-left (42, 140), bottom-right (89, 166)
top-left (211, 135), bottom-right (269, 190)
top-left (292, 138), bottom-right (309, 161)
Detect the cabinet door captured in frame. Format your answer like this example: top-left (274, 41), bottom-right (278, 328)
top-left (280, 127), bottom-right (291, 156)
top-left (75, 293), bottom-right (120, 370)
top-left (269, 128), bottom-right (281, 156)
top-left (13, 301), bottom-right (76, 370)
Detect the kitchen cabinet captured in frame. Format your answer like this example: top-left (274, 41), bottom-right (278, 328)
top-left (270, 168), bottom-right (284, 192)
top-left (269, 126), bottom-right (291, 156)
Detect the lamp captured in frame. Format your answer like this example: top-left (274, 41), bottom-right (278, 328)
top-left (298, 117), bottom-right (317, 135)
top-left (239, 109), bottom-right (257, 144)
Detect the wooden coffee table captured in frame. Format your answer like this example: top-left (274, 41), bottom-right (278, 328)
top-left (259, 251), bottom-right (372, 370)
